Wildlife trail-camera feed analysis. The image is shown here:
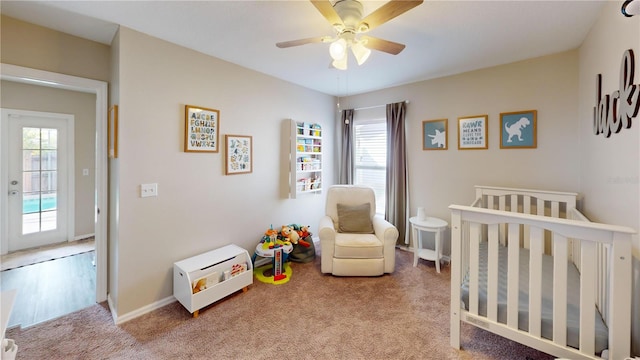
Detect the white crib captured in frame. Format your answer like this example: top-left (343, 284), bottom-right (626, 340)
top-left (449, 186), bottom-right (635, 360)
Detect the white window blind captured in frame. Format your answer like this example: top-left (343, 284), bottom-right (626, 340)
top-left (354, 118), bottom-right (386, 214)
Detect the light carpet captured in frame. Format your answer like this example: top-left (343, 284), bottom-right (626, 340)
top-left (5, 249), bottom-right (553, 359)
top-left (1, 238), bottom-right (95, 271)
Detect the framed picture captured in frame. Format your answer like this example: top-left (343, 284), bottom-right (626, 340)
top-left (108, 105), bottom-right (118, 158)
top-left (458, 115), bottom-right (488, 150)
top-left (422, 119), bottom-right (448, 150)
top-left (184, 105), bottom-right (219, 153)
top-left (225, 135), bottom-right (253, 175)
top-left (500, 110), bottom-right (537, 149)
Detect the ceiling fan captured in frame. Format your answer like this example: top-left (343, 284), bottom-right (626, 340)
top-left (276, 0), bottom-right (424, 70)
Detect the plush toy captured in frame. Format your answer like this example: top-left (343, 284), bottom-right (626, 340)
top-left (280, 225), bottom-right (300, 244)
top-left (298, 225), bottom-right (311, 239)
top-left (297, 238), bottom-right (311, 248)
top-left (291, 224), bottom-right (311, 247)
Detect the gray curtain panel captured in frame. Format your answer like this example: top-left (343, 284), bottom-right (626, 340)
top-left (385, 102), bottom-right (409, 245)
top-left (339, 109), bottom-right (354, 184)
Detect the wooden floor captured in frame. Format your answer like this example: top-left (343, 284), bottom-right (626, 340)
top-left (1, 251), bottom-right (96, 328)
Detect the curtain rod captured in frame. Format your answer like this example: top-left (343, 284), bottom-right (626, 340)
top-left (352, 101), bottom-right (409, 111)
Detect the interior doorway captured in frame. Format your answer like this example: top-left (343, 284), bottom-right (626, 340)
top-left (1, 64), bottom-right (108, 304)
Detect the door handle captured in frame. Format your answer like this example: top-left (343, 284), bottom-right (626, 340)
top-left (8, 190), bottom-right (19, 196)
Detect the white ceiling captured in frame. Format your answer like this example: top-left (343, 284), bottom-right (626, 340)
top-left (1, 0), bottom-right (607, 96)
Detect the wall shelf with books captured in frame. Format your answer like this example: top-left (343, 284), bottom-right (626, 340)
top-left (173, 244), bottom-right (252, 317)
top-left (289, 119), bottom-right (322, 198)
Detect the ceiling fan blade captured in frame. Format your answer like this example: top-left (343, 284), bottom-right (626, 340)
top-left (358, 0), bottom-right (423, 32)
top-left (360, 36), bottom-right (406, 55)
top-left (276, 36), bottom-right (330, 48)
top-left (310, 0), bottom-right (344, 27)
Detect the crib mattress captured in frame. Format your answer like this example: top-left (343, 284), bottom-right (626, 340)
top-left (460, 242), bottom-right (608, 353)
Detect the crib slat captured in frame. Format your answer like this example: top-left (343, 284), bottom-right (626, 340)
top-left (537, 198), bottom-right (544, 216)
top-left (529, 227), bottom-right (543, 337)
top-left (487, 224), bottom-right (499, 322)
top-left (488, 195), bottom-right (495, 210)
top-left (597, 243), bottom-right (607, 324)
top-left (549, 202), bottom-right (560, 255)
top-left (499, 197), bottom-right (506, 245)
top-left (506, 223), bottom-right (520, 329)
top-left (608, 233), bottom-right (632, 360)
top-left (552, 233), bottom-right (568, 347)
top-left (450, 210), bottom-right (462, 349)
top-left (523, 196), bottom-right (531, 248)
top-left (469, 222), bottom-right (481, 316)
top-left (550, 201), bottom-right (558, 217)
top-left (579, 240), bottom-right (596, 356)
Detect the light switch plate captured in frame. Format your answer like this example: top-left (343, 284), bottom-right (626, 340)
top-left (141, 183), bottom-right (158, 197)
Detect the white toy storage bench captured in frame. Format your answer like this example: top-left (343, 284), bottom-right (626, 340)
top-left (173, 244), bottom-right (252, 317)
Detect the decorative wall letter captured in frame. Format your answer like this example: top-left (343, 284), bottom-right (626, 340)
top-left (593, 49), bottom-right (640, 137)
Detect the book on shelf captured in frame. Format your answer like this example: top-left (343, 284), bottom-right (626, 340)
top-left (192, 271), bottom-right (219, 294)
top-left (230, 263), bottom-right (247, 277)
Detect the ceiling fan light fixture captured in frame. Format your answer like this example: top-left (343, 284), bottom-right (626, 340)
top-left (329, 38), bottom-right (348, 60)
top-left (351, 41), bottom-right (371, 65)
top-left (332, 55), bottom-right (348, 70)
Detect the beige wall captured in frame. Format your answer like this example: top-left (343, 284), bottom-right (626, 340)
top-left (577, 2), bottom-right (640, 354)
top-left (1, 81), bottom-right (96, 238)
top-left (0, 15), bottom-right (111, 82)
top-left (578, 0), bottom-right (639, 251)
top-left (342, 50), bottom-right (581, 226)
top-left (112, 27), bottom-right (336, 315)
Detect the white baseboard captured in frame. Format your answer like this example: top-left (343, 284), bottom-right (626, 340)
top-left (107, 293), bottom-right (176, 325)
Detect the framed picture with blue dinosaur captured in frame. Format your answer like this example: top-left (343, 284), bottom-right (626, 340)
top-left (422, 119), bottom-right (448, 150)
top-left (500, 110), bottom-right (537, 149)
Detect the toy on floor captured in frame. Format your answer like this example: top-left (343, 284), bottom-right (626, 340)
top-left (252, 225), bottom-right (294, 282)
top-left (288, 224), bottom-right (311, 247)
top-left (288, 224), bottom-right (316, 263)
top-left (280, 225), bottom-right (299, 245)
top-left (272, 247), bottom-right (286, 281)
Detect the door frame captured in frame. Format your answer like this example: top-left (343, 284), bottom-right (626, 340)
top-left (4, 109), bottom-right (75, 250)
top-left (1, 63), bottom-right (108, 303)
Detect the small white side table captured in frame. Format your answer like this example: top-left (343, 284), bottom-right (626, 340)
top-left (410, 216), bottom-right (448, 273)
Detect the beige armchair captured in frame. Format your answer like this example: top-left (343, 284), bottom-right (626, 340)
top-left (319, 185), bottom-right (398, 276)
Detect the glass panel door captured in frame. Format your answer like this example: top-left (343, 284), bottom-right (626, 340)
top-left (21, 127), bottom-right (58, 234)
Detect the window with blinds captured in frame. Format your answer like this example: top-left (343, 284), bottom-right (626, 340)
top-left (354, 118), bottom-right (386, 214)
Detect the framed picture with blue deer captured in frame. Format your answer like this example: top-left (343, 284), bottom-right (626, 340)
top-left (422, 119), bottom-right (448, 150)
top-left (500, 110), bottom-right (537, 149)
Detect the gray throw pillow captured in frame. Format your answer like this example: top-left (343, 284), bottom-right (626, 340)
top-left (337, 203), bottom-right (374, 233)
